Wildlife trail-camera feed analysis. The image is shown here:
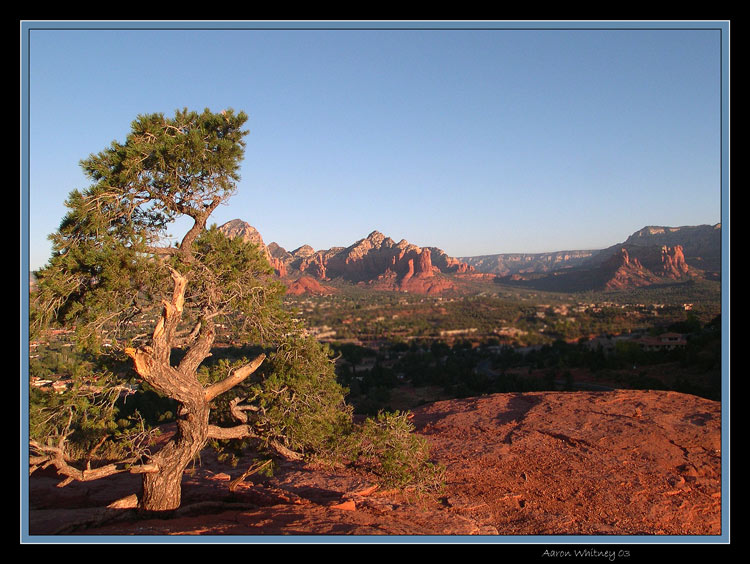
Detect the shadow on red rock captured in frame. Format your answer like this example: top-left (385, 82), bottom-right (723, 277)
top-left (27, 390), bottom-right (722, 537)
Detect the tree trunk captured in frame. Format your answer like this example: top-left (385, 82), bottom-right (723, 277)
top-left (123, 267), bottom-right (265, 512)
top-left (121, 267), bottom-right (212, 513)
top-left (140, 399), bottom-right (210, 512)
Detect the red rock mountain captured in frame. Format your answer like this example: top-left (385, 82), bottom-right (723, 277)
top-left (663, 245), bottom-right (690, 276)
top-left (285, 276), bottom-right (334, 296)
top-left (599, 247), bottom-right (660, 290)
top-left (492, 242), bottom-right (696, 293)
top-left (295, 230), bottom-right (473, 294)
top-left (217, 219), bottom-right (287, 277)
top-left (218, 221), bottom-right (473, 295)
top-left (461, 223), bottom-right (719, 289)
top-left (217, 220), bottom-right (701, 294)
top-left (599, 245), bottom-right (691, 290)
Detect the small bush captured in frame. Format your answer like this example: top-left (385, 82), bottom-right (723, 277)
top-left (349, 410), bottom-right (445, 493)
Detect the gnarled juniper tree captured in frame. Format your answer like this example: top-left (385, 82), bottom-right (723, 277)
top-left (30, 109), bottom-right (331, 511)
top-left (29, 108), bottom-right (443, 513)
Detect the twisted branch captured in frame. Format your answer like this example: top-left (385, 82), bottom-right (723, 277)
top-left (204, 354), bottom-right (266, 402)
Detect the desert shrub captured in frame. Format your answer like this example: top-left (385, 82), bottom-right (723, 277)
top-left (199, 341), bottom-right (445, 492)
top-left (348, 410), bottom-right (445, 492)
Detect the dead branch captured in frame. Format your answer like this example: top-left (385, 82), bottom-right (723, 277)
top-left (84, 434), bottom-right (110, 471)
top-left (228, 396), bottom-right (260, 424)
top-left (207, 424), bottom-right (257, 441)
top-left (173, 320), bottom-right (202, 348)
top-left (30, 440), bottom-right (159, 485)
top-left (175, 320), bottom-right (215, 377)
top-left (269, 440), bottom-right (304, 462)
top-left (229, 459), bottom-right (272, 492)
top-left (204, 354), bottom-right (265, 401)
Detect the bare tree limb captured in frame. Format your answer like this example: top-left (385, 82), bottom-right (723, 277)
top-left (207, 424), bottom-right (256, 441)
top-left (204, 354), bottom-right (266, 401)
top-left (178, 195), bottom-right (222, 259)
top-left (174, 320), bottom-right (202, 348)
top-left (228, 396), bottom-right (260, 424)
top-left (205, 426), bottom-right (303, 462)
top-left (229, 459), bottom-right (272, 492)
top-left (29, 440), bottom-right (157, 484)
top-left (176, 319), bottom-right (215, 377)
top-left (269, 440), bottom-right (304, 461)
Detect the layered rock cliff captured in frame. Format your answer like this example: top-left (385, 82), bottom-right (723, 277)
top-left (318, 231), bottom-right (459, 294)
top-left (603, 224), bottom-right (720, 276)
top-left (597, 244), bottom-right (691, 290)
top-left (461, 250), bottom-right (599, 275)
top-left (461, 223), bottom-right (719, 281)
top-left (624, 224), bottom-right (721, 256)
top-left (599, 247), bottom-right (660, 290)
top-left (217, 220), bottom-right (714, 294)
top-left (218, 221), bottom-right (473, 295)
top-left (285, 276), bottom-right (334, 296)
top-left (217, 219), bottom-right (287, 277)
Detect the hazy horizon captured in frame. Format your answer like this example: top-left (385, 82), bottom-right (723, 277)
top-left (22, 22), bottom-right (726, 272)
top-left (212, 217), bottom-right (722, 260)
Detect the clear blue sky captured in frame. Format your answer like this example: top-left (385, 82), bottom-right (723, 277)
top-left (23, 22), bottom-right (726, 271)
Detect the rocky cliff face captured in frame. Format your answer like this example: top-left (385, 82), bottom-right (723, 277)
top-left (608, 224), bottom-right (720, 276)
top-left (599, 247), bottom-right (660, 290)
top-left (217, 219), bottom-right (267, 247)
top-left (218, 220), bottom-right (714, 294)
top-left (462, 223), bottom-right (719, 280)
top-left (217, 220), bottom-right (287, 277)
top-left (220, 222), bottom-right (473, 295)
top-left (663, 244), bottom-right (690, 277)
top-left (321, 231), bottom-right (456, 294)
top-left (654, 245), bottom-right (690, 278)
top-left (624, 224), bottom-right (721, 253)
top-left (597, 244), bottom-right (691, 290)
top-left (285, 276), bottom-right (334, 296)
top-left (461, 250), bottom-right (599, 275)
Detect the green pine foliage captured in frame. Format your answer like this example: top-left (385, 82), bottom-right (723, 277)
top-left (351, 411), bottom-right (446, 492)
top-left (29, 107), bottom-right (444, 497)
top-left (250, 336), bottom-right (355, 456)
top-left (184, 225), bottom-right (290, 345)
top-left (198, 339), bottom-right (445, 493)
top-left (30, 108), bottom-right (250, 349)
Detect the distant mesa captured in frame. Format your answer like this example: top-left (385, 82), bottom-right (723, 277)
top-left (624, 224), bottom-right (721, 251)
top-left (461, 223), bottom-right (719, 292)
top-left (217, 219), bottom-right (720, 294)
top-left (461, 249), bottom-right (598, 276)
top-left (489, 242), bottom-right (699, 293)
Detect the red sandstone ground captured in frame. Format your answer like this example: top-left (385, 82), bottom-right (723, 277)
top-left (25, 389), bottom-right (722, 540)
